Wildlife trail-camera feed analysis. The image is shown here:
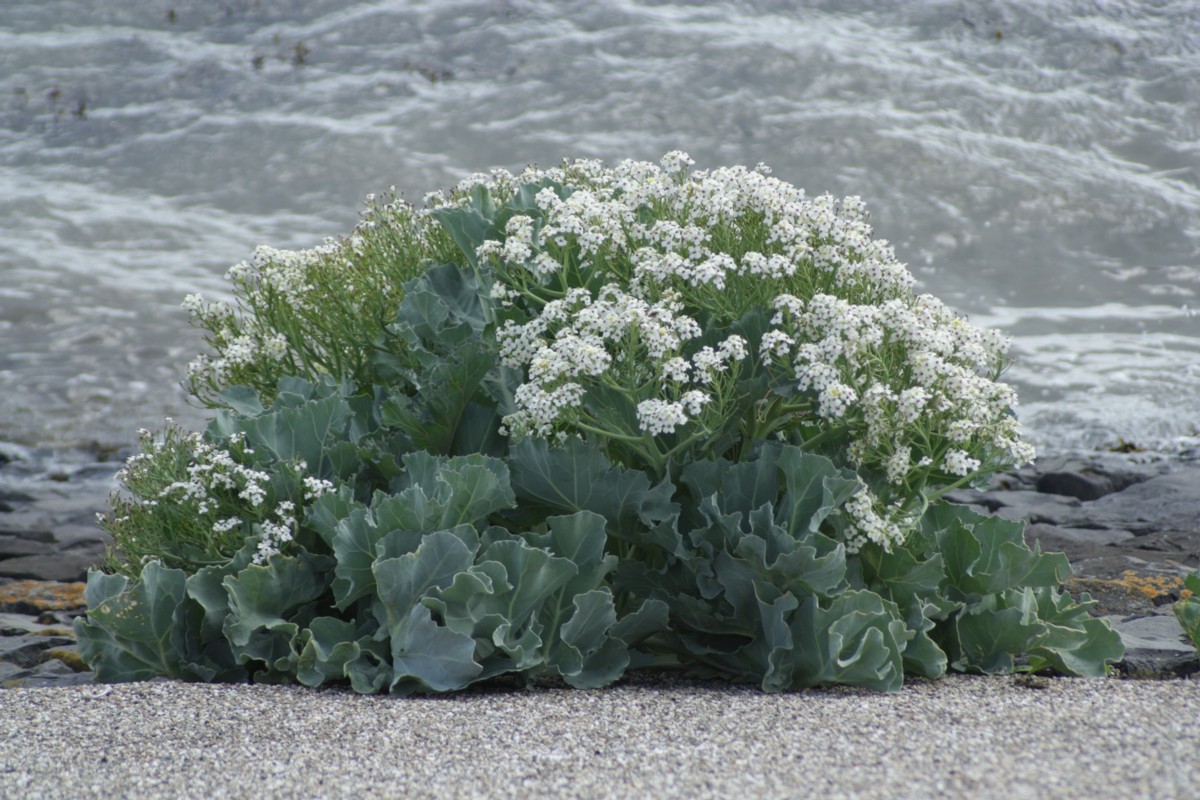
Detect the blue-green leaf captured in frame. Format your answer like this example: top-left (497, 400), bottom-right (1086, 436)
top-left (74, 562), bottom-right (193, 682)
top-left (509, 437), bottom-right (677, 539)
top-left (389, 605), bottom-right (482, 693)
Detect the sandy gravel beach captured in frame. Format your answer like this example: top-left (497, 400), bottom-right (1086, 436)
top-left (2, 673), bottom-right (1197, 800)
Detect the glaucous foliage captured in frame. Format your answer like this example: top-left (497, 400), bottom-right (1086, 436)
top-left (80, 155), bottom-right (1123, 693)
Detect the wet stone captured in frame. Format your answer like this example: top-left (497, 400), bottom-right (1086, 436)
top-left (0, 550), bottom-right (104, 582)
top-left (1024, 523), bottom-right (1135, 564)
top-left (0, 612), bottom-right (76, 637)
top-left (0, 535), bottom-right (51, 558)
top-left (0, 634), bottom-right (76, 669)
top-left (1036, 470), bottom-right (1115, 501)
top-left (1105, 615), bottom-right (1200, 678)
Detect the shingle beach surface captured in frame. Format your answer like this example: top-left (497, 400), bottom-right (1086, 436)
top-left (1, 673), bottom-right (1197, 800)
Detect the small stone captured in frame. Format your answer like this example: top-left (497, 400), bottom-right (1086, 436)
top-left (1105, 614), bottom-right (1199, 678)
top-left (0, 634), bottom-right (76, 668)
top-left (40, 646), bottom-right (88, 672)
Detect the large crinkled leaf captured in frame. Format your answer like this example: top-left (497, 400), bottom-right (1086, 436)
top-left (387, 451), bottom-right (515, 529)
top-left (295, 616), bottom-right (390, 691)
top-left (306, 486), bottom-right (359, 549)
top-left (376, 523), bottom-right (479, 563)
top-left (680, 447), bottom-right (780, 524)
top-left (521, 511), bottom-right (616, 600)
top-left (372, 530), bottom-right (478, 640)
top-left (775, 446), bottom-right (861, 537)
top-left (217, 385), bottom-right (265, 417)
top-left (330, 507), bottom-right (386, 610)
top-left (379, 339), bottom-right (499, 456)
top-left (431, 187), bottom-right (495, 268)
top-left (391, 261), bottom-right (491, 347)
top-left (781, 589), bottom-right (910, 692)
top-left (389, 605), bottom-right (482, 693)
top-left (75, 562), bottom-right (193, 682)
top-left (221, 550), bottom-right (334, 676)
top-left (1025, 587), bottom-right (1124, 677)
top-left (473, 539), bottom-right (579, 634)
top-left (855, 543), bottom-right (953, 679)
top-left (174, 542), bottom-right (258, 681)
top-left (324, 455), bottom-right (514, 611)
top-left (952, 589), bottom-right (1047, 673)
top-left (509, 436), bottom-right (677, 539)
top-left (932, 503), bottom-right (1070, 597)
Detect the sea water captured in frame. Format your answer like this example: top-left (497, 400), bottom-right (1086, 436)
top-left (1, 0), bottom-right (1197, 453)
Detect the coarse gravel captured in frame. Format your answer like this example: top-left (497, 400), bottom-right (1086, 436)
top-left (1, 673), bottom-right (1197, 800)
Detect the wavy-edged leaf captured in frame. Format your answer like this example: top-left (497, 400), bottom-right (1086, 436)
top-left (74, 562), bottom-right (193, 682)
top-left (509, 436), bottom-right (677, 539)
top-left (296, 616), bottom-right (390, 691)
top-left (784, 589), bottom-right (909, 692)
top-left (390, 605), bottom-right (482, 693)
top-left (222, 550), bottom-right (334, 676)
top-left (934, 504), bottom-right (1070, 597)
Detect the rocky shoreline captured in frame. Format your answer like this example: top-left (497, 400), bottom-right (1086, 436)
top-left (1, 442), bottom-right (1196, 690)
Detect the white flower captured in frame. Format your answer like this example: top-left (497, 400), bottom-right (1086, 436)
top-left (817, 382), bottom-right (857, 419)
top-left (637, 399), bottom-right (688, 436)
top-left (718, 335), bottom-right (748, 362)
top-left (660, 357), bottom-right (691, 384)
top-left (680, 390), bottom-right (711, 416)
top-left (942, 449), bottom-right (981, 477)
top-left (760, 330), bottom-right (793, 359)
top-left (660, 150), bottom-right (695, 174)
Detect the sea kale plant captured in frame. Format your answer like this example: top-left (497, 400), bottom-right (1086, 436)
top-left (78, 153), bottom-right (1123, 693)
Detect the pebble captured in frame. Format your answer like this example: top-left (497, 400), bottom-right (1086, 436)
top-left (1, 675), bottom-right (1198, 799)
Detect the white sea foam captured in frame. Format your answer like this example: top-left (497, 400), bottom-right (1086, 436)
top-left (1, 0), bottom-right (1197, 449)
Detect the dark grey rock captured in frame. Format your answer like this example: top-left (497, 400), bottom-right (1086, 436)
top-left (1105, 614), bottom-right (1199, 677)
top-left (1033, 452), bottom-right (1170, 492)
top-left (0, 612), bottom-right (77, 637)
top-left (1024, 523), bottom-right (1135, 564)
top-left (1083, 470), bottom-right (1200, 535)
top-left (0, 660), bottom-right (27, 682)
top-left (1036, 470), bottom-right (1114, 501)
top-left (1070, 554), bottom-right (1196, 582)
top-left (53, 524), bottom-right (112, 549)
top-left (947, 489), bottom-right (1083, 525)
top-left (0, 614), bottom-right (75, 638)
top-left (11, 657), bottom-right (97, 688)
top-left (0, 550), bottom-right (103, 581)
top-left (1128, 529), bottom-right (1200, 563)
top-left (0, 634), bottom-right (76, 668)
top-left (0, 535), bottom-right (52, 558)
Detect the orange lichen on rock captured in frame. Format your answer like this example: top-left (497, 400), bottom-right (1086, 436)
top-left (1116, 570), bottom-right (1188, 600)
top-left (0, 580), bottom-right (87, 611)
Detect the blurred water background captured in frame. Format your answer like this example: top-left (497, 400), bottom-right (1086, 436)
top-left (1, 0), bottom-right (1198, 455)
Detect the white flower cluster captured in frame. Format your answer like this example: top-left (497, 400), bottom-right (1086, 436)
top-left (154, 431), bottom-right (271, 515)
top-left (443, 153), bottom-right (1034, 550)
top-left (497, 284), bottom-right (745, 438)
top-left (254, 500), bottom-right (296, 565)
top-left (843, 489), bottom-right (906, 554)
